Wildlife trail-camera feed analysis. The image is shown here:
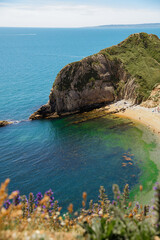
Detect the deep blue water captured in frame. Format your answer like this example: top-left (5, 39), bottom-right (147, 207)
top-left (0, 27), bottom-right (160, 210)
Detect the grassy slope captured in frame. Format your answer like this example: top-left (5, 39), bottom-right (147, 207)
top-left (100, 33), bottom-right (160, 102)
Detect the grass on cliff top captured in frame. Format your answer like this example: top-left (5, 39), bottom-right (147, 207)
top-left (100, 32), bottom-right (160, 101)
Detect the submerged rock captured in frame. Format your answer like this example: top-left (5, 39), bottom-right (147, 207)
top-left (0, 121), bottom-right (13, 127)
top-left (30, 33), bottom-right (160, 120)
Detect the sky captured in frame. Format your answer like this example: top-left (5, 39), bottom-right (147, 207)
top-left (0, 0), bottom-right (160, 28)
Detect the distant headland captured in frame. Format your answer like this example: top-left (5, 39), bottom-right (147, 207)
top-left (90, 23), bottom-right (160, 28)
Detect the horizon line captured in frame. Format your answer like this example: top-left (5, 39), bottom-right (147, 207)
top-left (0, 22), bottom-right (160, 29)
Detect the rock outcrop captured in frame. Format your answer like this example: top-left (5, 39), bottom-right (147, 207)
top-left (0, 121), bottom-right (13, 127)
top-left (141, 85), bottom-right (160, 108)
top-left (30, 56), bottom-right (133, 120)
top-left (30, 33), bottom-right (160, 120)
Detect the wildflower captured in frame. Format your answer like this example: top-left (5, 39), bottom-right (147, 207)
top-left (89, 200), bottom-right (93, 210)
top-left (99, 210), bottom-right (103, 215)
top-left (58, 207), bottom-right (62, 212)
top-left (1, 207), bottom-right (7, 216)
top-left (74, 211), bottom-right (78, 216)
top-left (45, 189), bottom-right (54, 200)
top-left (103, 213), bottom-right (109, 218)
top-left (53, 200), bottom-right (59, 212)
top-left (82, 192), bottom-right (87, 202)
top-left (129, 213), bottom-right (133, 218)
top-left (28, 192), bottom-right (34, 214)
top-left (21, 195), bottom-right (28, 218)
top-left (4, 178), bottom-right (10, 187)
top-left (13, 193), bottom-right (21, 206)
top-left (68, 203), bottom-right (73, 214)
top-left (136, 202), bottom-right (140, 209)
top-left (82, 200), bottom-right (85, 208)
top-left (8, 191), bottom-right (19, 199)
top-left (99, 186), bottom-right (110, 213)
top-left (128, 202), bottom-right (132, 207)
top-left (144, 205), bottom-right (150, 216)
top-left (61, 221), bottom-right (65, 226)
top-left (40, 195), bottom-right (49, 205)
top-left (133, 207), bottom-right (138, 214)
top-left (112, 184), bottom-right (121, 201)
top-left (122, 184), bottom-right (129, 208)
top-left (140, 185), bottom-right (143, 191)
top-left (4, 200), bottom-right (11, 209)
top-left (36, 192), bottom-right (43, 203)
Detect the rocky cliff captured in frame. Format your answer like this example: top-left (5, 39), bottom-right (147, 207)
top-left (30, 33), bottom-right (160, 120)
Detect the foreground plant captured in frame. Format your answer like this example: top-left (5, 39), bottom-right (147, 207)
top-left (0, 179), bottom-right (160, 240)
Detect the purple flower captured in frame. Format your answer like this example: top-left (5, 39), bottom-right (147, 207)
top-left (135, 202), bottom-right (140, 209)
top-left (50, 196), bottom-right (54, 201)
top-left (36, 192), bottom-right (43, 202)
top-left (4, 200), bottom-right (11, 209)
top-left (13, 192), bottom-right (20, 206)
top-left (45, 189), bottom-right (53, 197)
top-left (45, 189), bottom-right (54, 206)
top-left (51, 203), bottom-right (54, 207)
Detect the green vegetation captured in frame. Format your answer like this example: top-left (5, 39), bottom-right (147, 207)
top-left (1, 179), bottom-right (160, 239)
top-left (100, 33), bottom-right (160, 101)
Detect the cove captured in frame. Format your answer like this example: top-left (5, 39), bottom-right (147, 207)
top-left (0, 113), bottom-right (158, 210)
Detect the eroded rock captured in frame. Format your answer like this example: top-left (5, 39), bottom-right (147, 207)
top-left (0, 121), bottom-right (13, 127)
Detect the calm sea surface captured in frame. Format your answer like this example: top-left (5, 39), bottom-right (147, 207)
top-left (0, 27), bottom-right (160, 209)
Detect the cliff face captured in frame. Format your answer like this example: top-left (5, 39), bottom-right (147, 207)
top-left (30, 33), bottom-right (160, 120)
top-left (30, 56), bottom-right (134, 120)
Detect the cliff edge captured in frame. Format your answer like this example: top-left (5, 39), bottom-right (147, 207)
top-left (30, 33), bottom-right (160, 120)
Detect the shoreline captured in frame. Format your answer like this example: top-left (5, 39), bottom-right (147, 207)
top-left (106, 100), bottom-right (160, 136)
top-left (105, 100), bottom-right (160, 204)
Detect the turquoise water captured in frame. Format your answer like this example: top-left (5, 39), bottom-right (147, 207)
top-left (0, 27), bottom-right (160, 209)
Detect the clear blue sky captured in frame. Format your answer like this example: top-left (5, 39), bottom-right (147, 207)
top-left (0, 0), bottom-right (160, 27)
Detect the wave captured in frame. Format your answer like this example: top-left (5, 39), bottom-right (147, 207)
top-left (6, 119), bottom-right (30, 125)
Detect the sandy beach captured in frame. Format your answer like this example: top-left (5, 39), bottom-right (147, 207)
top-left (107, 100), bottom-right (160, 136)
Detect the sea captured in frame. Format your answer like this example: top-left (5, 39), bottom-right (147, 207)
top-left (0, 27), bottom-right (160, 210)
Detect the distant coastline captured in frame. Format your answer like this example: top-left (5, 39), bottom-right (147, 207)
top-left (0, 23), bottom-right (160, 29)
top-left (87, 23), bottom-right (160, 29)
